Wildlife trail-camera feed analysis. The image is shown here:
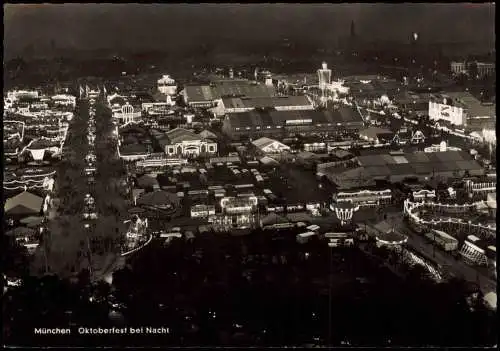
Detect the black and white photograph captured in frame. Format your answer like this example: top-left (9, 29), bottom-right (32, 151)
top-left (2, 3), bottom-right (497, 348)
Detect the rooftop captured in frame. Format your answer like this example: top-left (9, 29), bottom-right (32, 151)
top-left (184, 80), bottom-right (276, 102)
top-left (165, 128), bottom-right (202, 144)
top-left (443, 91), bottom-right (496, 118)
top-left (252, 137), bottom-right (285, 150)
top-left (359, 127), bottom-right (393, 139)
top-left (226, 106), bottom-right (363, 129)
top-left (137, 190), bottom-right (179, 206)
top-left (222, 95), bottom-right (312, 109)
top-left (5, 191), bottom-right (43, 215)
top-left (356, 150), bottom-right (483, 176)
top-left (120, 143), bottom-right (149, 155)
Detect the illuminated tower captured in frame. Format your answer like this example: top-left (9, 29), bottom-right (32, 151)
top-left (317, 62), bottom-right (332, 105)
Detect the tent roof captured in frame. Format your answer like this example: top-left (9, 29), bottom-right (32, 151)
top-left (198, 129), bottom-right (218, 140)
top-left (252, 137), bottom-right (278, 149)
top-left (260, 156), bottom-right (279, 165)
top-left (166, 128), bottom-right (201, 144)
top-left (5, 191), bottom-right (43, 214)
top-left (484, 292), bottom-right (497, 310)
top-left (137, 190), bottom-right (179, 206)
top-left (252, 137), bottom-right (290, 152)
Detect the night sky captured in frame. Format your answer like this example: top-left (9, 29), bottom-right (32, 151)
top-left (4, 3), bottom-right (496, 58)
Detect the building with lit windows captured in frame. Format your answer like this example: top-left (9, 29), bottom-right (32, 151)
top-left (475, 62), bottom-right (495, 78)
top-left (159, 128), bottom-right (217, 158)
top-left (157, 75), bottom-right (177, 96)
top-left (450, 61), bottom-right (467, 75)
top-left (428, 91), bottom-right (495, 128)
top-left (412, 189), bottom-right (436, 201)
top-left (7, 90), bottom-right (39, 101)
top-left (333, 189), bottom-right (392, 208)
top-left (51, 94), bottom-right (76, 108)
top-left (136, 154), bottom-right (188, 172)
top-left (218, 195), bottom-right (258, 229)
top-left (113, 102), bottom-right (142, 124)
top-left (190, 204), bottom-right (216, 218)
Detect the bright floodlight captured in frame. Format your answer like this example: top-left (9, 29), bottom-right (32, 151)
top-left (413, 32), bottom-right (418, 41)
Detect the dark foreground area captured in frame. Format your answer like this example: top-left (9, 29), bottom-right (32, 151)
top-left (3, 230), bottom-right (497, 347)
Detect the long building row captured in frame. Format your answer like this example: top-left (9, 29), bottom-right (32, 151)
top-left (222, 106), bottom-right (364, 140)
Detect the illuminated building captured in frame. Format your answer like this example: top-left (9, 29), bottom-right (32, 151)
top-left (428, 99), bottom-right (466, 126)
top-left (7, 90), bottom-right (39, 101)
top-left (428, 91), bottom-right (496, 127)
top-left (157, 75), bottom-right (177, 96)
top-left (331, 202), bottom-right (359, 225)
top-left (412, 189), bottom-right (436, 201)
top-left (114, 103), bottom-right (142, 124)
top-left (450, 61), bottom-right (467, 75)
top-left (190, 204), bottom-right (216, 218)
top-left (373, 221), bottom-right (408, 249)
top-left (460, 235), bottom-right (488, 266)
top-left (325, 232), bottom-right (355, 247)
top-left (333, 189), bottom-right (392, 208)
top-left (465, 180), bottom-right (496, 196)
top-left (475, 62), bottom-right (495, 78)
top-left (160, 128), bottom-right (217, 158)
top-left (317, 62), bottom-right (332, 105)
top-left (219, 196), bottom-right (258, 229)
top-left (51, 94), bottom-right (76, 108)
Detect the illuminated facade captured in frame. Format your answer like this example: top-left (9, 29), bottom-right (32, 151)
top-left (136, 155), bottom-right (188, 171)
top-left (450, 61), bottom-right (467, 75)
top-left (465, 180), bottom-right (496, 196)
top-left (51, 94), bottom-right (76, 108)
top-left (219, 196), bottom-right (258, 229)
top-left (331, 202), bottom-right (360, 225)
top-left (333, 189), bottom-right (392, 207)
top-left (475, 62), bottom-right (495, 78)
top-left (114, 103), bottom-right (142, 124)
top-left (7, 90), bottom-right (39, 101)
top-left (460, 235), bottom-right (488, 266)
top-left (424, 141), bottom-right (461, 153)
top-left (190, 204), bottom-right (216, 218)
top-left (162, 128), bottom-right (217, 158)
top-left (403, 199), bottom-right (496, 238)
top-left (412, 189), bottom-right (436, 201)
top-left (428, 100), bottom-right (466, 126)
top-left (157, 75), bottom-right (177, 96)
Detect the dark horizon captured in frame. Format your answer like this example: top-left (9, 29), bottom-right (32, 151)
top-left (4, 3), bottom-right (496, 59)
